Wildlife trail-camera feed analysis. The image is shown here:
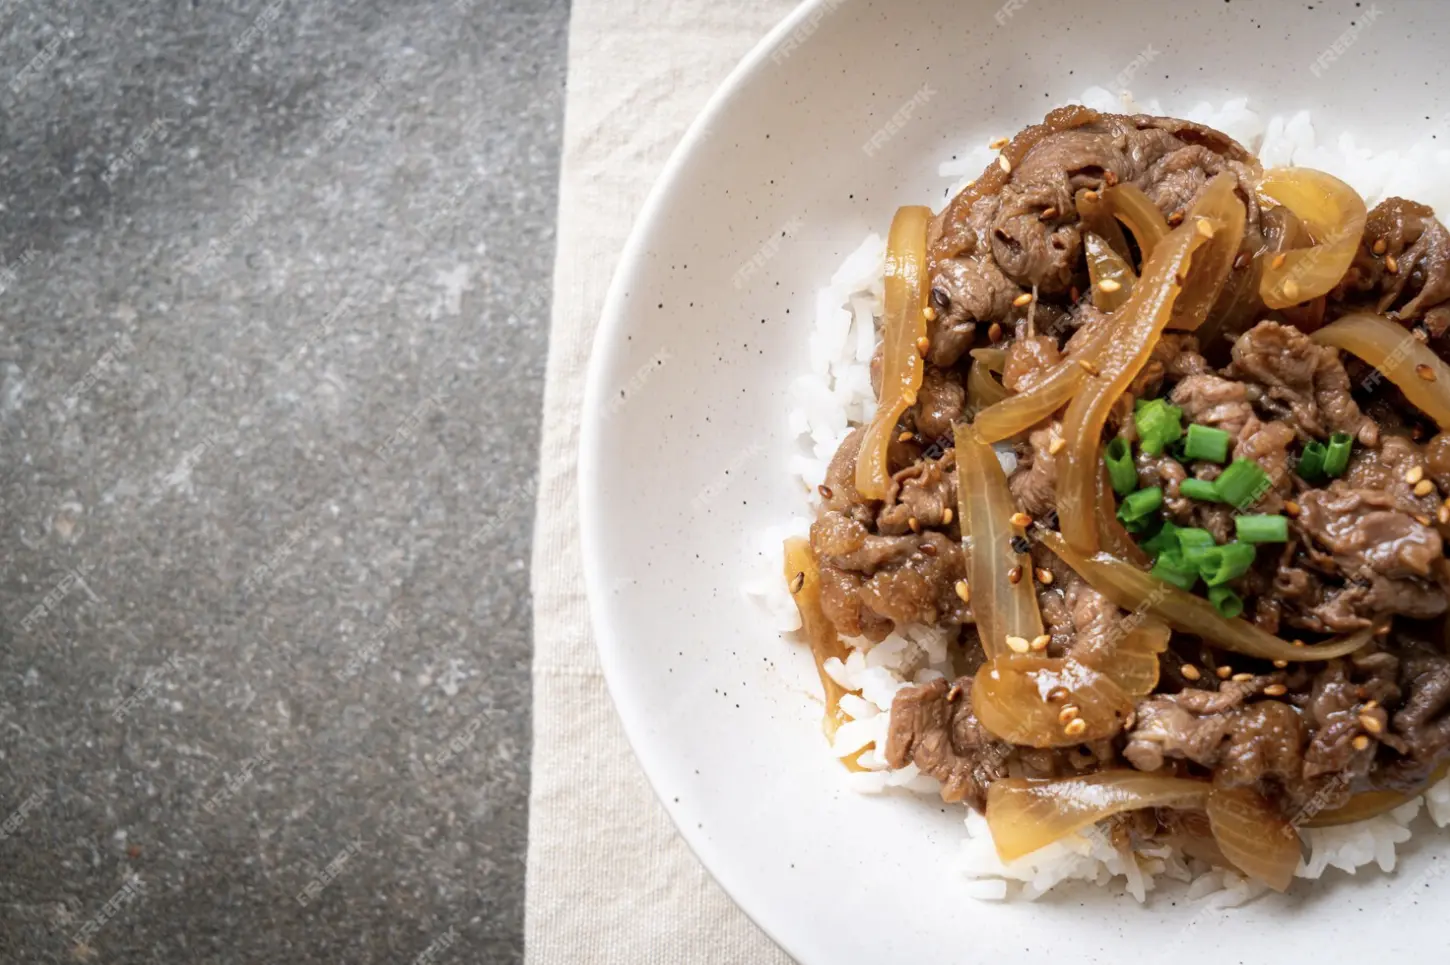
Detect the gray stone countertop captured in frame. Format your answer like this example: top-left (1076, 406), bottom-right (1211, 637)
top-left (0, 0), bottom-right (566, 961)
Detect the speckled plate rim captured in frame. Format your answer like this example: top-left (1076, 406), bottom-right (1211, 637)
top-left (579, 0), bottom-right (829, 956)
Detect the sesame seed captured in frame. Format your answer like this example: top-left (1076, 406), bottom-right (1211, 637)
top-left (789, 572), bottom-right (805, 594)
top-left (1417, 514), bottom-right (1433, 526)
top-left (1064, 718), bottom-right (1088, 737)
top-left (1415, 479), bottom-right (1436, 497)
top-left (1049, 437), bottom-right (1067, 455)
top-left (1007, 565), bottom-right (1023, 585)
top-left (1039, 206), bottom-right (1058, 221)
top-left (1078, 358), bottom-right (1100, 375)
top-left (1046, 687), bottom-right (1070, 703)
top-left (1058, 705), bottom-right (1080, 724)
top-left (1005, 634), bottom-right (1030, 654)
top-left (1407, 466), bottom-right (1426, 485)
top-left (916, 335), bottom-right (931, 356)
top-left (1273, 659), bottom-right (1289, 669)
top-left (1167, 210), bottom-right (1184, 226)
top-left (817, 484), bottom-right (834, 500)
top-left (1375, 623), bottom-right (1392, 637)
top-left (1373, 238), bottom-right (1388, 256)
top-left (903, 388), bottom-right (918, 406)
top-left (1216, 665), bottom-right (1234, 680)
top-left (1013, 292), bottom-right (1034, 308)
top-left (898, 430), bottom-right (915, 443)
top-left (1285, 500), bottom-right (1301, 518)
top-left (1293, 639), bottom-right (1306, 647)
top-left (1030, 634), bottom-right (1051, 652)
top-left (1386, 253), bottom-right (1400, 275)
top-left (1181, 664), bottom-right (1202, 681)
top-left (989, 136), bottom-right (1010, 150)
top-left (923, 305), bottom-right (938, 323)
top-left (946, 682), bottom-right (962, 702)
top-left (1231, 672), bottom-right (1255, 683)
top-left (1010, 512), bottom-right (1032, 528)
top-left (1439, 504), bottom-right (1449, 525)
top-left (1364, 700), bottom-right (1379, 710)
top-left (955, 581), bottom-right (971, 604)
top-left (1282, 278), bottom-right (1301, 302)
top-left (1352, 735), bottom-right (1371, 751)
top-left (1097, 278), bottom-right (1122, 294)
top-left (1360, 714), bottom-right (1383, 734)
top-left (998, 155), bottom-right (1012, 174)
top-left (907, 517), bottom-right (921, 533)
top-left (1104, 170), bottom-right (1119, 187)
top-left (1035, 567), bottom-right (1054, 586)
top-left (942, 508), bottom-right (954, 525)
top-left (1271, 253), bottom-right (1288, 270)
top-left (1264, 684), bottom-right (1288, 697)
top-left (919, 542), bottom-right (937, 557)
top-left (988, 322), bottom-right (1003, 342)
top-left (1418, 363), bottom-right (1436, 382)
top-left (1195, 218), bottom-right (1216, 239)
top-left (1082, 189), bottom-right (1100, 202)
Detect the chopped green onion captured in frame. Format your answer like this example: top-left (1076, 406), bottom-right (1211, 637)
top-left (1200, 541), bottom-right (1257, 586)
top-left (1179, 478), bottom-right (1224, 503)
top-left (1208, 585), bottom-right (1245, 619)
top-left (1104, 437), bottom-right (1138, 496)
top-left (1150, 551), bottom-right (1199, 591)
top-left (1297, 441), bottom-right (1327, 483)
top-left (1215, 459), bottom-right (1271, 509)
top-left (1117, 486), bottom-right (1163, 533)
top-left (1183, 424), bottom-right (1231, 463)
top-left (1324, 432), bottom-right (1354, 477)
top-left (1135, 400), bottom-right (1184, 456)
top-left (1175, 527), bottom-right (1217, 550)
top-left (1140, 520), bottom-right (1181, 557)
top-left (1236, 514), bottom-right (1288, 543)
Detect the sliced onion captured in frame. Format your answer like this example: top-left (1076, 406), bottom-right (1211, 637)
top-left (1303, 762), bottom-right (1450, 828)
top-left (1081, 619), bottom-right (1169, 697)
top-left (856, 205), bottom-right (932, 499)
top-left (967, 354), bottom-right (1010, 409)
top-left (1038, 529), bottom-right (1376, 662)
top-left (783, 537), bottom-right (868, 771)
top-left (974, 655), bottom-right (1134, 748)
top-left (986, 771), bottom-right (1209, 862)
top-left (1058, 213), bottom-right (1215, 555)
top-left (970, 347), bottom-right (1007, 373)
top-left (1102, 182), bottom-right (1170, 259)
top-left (1076, 187), bottom-right (1133, 262)
top-left (955, 425), bottom-right (1044, 658)
top-left (1206, 786), bottom-right (1301, 892)
top-left (1312, 312), bottom-right (1450, 429)
top-left (1257, 167), bottom-right (1368, 310)
top-left (1085, 232), bottom-right (1135, 311)
top-left (1169, 174), bottom-right (1246, 331)
top-left (969, 320), bottom-right (1119, 444)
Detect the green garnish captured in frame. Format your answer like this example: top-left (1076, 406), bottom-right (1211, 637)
top-left (1324, 432), bottom-right (1354, 477)
top-left (1297, 440), bottom-right (1327, 482)
top-left (1199, 541), bottom-right (1257, 586)
top-left (1179, 478), bottom-right (1224, 503)
top-left (1174, 527), bottom-right (1217, 550)
top-left (1135, 400), bottom-right (1184, 456)
top-left (1215, 459), bottom-right (1271, 509)
top-left (1235, 514), bottom-right (1288, 543)
top-left (1104, 437), bottom-right (1138, 496)
top-left (1140, 520), bottom-right (1181, 557)
top-left (1183, 424), bottom-right (1231, 463)
top-left (1150, 551), bottom-right (1200, 591)
top-left (1117, 486), bottom-right (1163, 533)
top-left (1208, 585), bottom-right (1245, 619)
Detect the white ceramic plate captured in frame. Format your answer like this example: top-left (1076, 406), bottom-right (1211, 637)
top-left (580, 2), bottom-right (1450, 961)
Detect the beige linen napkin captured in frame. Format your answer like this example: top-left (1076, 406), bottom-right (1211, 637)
top-left (526, 1), bottom-right (798, 962)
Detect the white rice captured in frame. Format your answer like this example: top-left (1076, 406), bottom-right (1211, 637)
top-left (747, 88), bottom-right (1450, 904)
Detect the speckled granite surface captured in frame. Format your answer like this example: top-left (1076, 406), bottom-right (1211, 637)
top-left (0, 1), bottom-right (565, 962)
